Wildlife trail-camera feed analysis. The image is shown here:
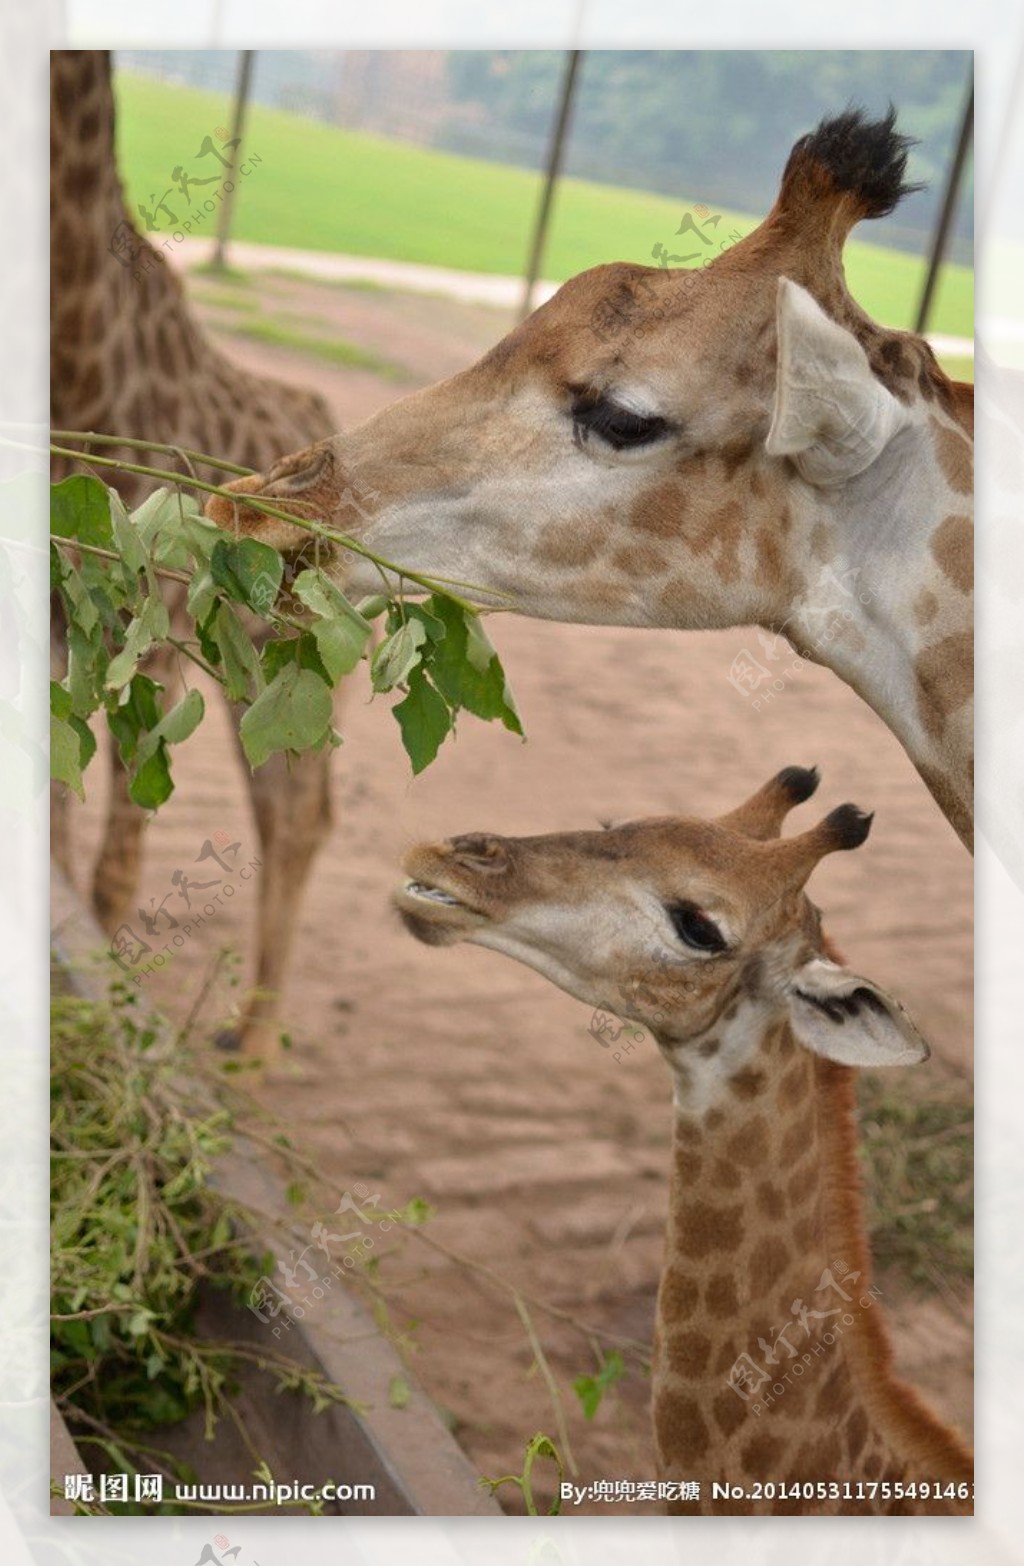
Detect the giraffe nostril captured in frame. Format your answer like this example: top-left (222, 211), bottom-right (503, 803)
top-left (448, 834), bottom-right (509, 873)
top-left (264, 442), bottom-right (333, 495)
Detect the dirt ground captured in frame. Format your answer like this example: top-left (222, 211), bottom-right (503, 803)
top-left (67, 272), bottom-right (973, 1514)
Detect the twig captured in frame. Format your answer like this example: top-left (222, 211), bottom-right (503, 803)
top-left (514, 1292), bottom-right (578, 1478)
top-left (49, 533), bottom-right (193, 587)
top-left (52, 429), bottom-right (254, 474)
top-left (405, 1224), bottom-right (651, 1359)
top-left (51, 1303), bottom-right (141, 1322)
top-left (165, 635), bottom-right (222, 683)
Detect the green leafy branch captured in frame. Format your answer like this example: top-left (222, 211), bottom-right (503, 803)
top-left (50, 985), bottom-right (354, 1515)
top-left (49, 444), bottom-right (523, 807)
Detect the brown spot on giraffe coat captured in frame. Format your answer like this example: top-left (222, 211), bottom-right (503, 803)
top-left (532, 521), bottom-right (606, 567)
top-left (930, 515), bottom-right (973, 594)
top-left (673, 1199), bottom-right (745, 1258)
top-left (655, 1391), bottom-right (711, 1462)
top-left (913, 588), bottom-right (939, 627)
top-left (915, 632), bottom-right (972, 740)
top-left (932, 421), bottom-right (973, 495)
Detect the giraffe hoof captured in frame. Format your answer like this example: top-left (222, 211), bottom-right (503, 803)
top-left (214, 1027), bottom-right (244, 1053)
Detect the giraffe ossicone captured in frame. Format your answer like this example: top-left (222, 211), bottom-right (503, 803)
top-left (393, 764), bottom-right (972, 1515)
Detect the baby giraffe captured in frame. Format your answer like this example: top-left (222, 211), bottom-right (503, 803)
top-left (394, 766), bottom-right (972, 1516)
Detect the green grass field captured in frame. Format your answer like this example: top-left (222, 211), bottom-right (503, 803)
top-left (115, 71), bottom-right (973, 342)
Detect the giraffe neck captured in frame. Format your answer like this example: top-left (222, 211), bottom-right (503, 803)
top-left (51, 51), bottom-right (126, 249)
top-left (689, 235), bottom-right (973, 848)
top-left (650, 1006), bottom-right (972, 1515)
top-left (753, 399), bottom-right (973, 852)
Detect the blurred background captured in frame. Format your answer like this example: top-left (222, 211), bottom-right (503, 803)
top-left (112, 48), bottom-right (973, 370)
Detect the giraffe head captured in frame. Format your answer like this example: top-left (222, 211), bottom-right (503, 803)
top-left (395, 765), bottom-right (928, 1100)
top-left (205, 109), bottom-right (959, 637)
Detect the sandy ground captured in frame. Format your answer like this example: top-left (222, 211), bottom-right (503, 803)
top-left (65, 274), bottom-right (973, 1514)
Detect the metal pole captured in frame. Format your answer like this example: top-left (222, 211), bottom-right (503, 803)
top-left (519, 50), bottom-right (583, 322)
top-left (914, 76), bottom-right (973, 336)
top-left (212, 50), bottom-right (255, 270)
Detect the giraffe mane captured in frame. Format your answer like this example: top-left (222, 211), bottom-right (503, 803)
top-left (815, 1057), bottom-right (974, 1481)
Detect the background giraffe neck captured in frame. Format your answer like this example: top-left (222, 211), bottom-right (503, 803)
top-left (50, 51), bottom-right (333, 503)
top-left (51, 52), bottom-right (133, 271)
top-left (652, 1019), bottom-right (971, 1514)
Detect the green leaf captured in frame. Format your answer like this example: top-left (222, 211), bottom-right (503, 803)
top-left (107, 674), bottom-right (162, 765)
top-left (181, 512), bottom-right (223, 564)
top-left (108, 489), bottom-right (148, 577)
top-left (50, 714), bottom-right (85, 799)
top-left (67, 622), bottom-right (107, 717)
top-left (400, 601), bottom-right (447, 645)
top-left (395, 1196), bottom-right (435, 1227)
top-left (239, 663), bottom-right (334, 769)
top-left (132, 486), bottom-right (203, 568)
top-left (371, 618), bottom-right (429, 693)
top-left (392, 667), bottom-right (453, 774)
top-left (261, 632), bottom-right (331, 685)
top-left (572, 1350), bottom-right (624, 1421)
top-left (125, 688), bottom-right (204, 808)
top-left (69, 715), bottom-right (97, 774)
top-left (136, 688), bottom-right (205, 760)
top-left (59, 560), bottom-right (100, 637)
top-left (158, 689), bottom-right (205, 745)
top-left (424, 596), bottom-right (523, 734)
top-left (129, 743), bottom-right (172, 809)
top-left (356, 594), bottom-right (390, 619)
top-left (104, 599), bottom-right (170, 691)
top-left (211, 537), bottom-right (284, 615)
top-left (388, 1375), bottom-right (411, 1409)
top-left (187, 566), bottom-right (218, 626)
top-left (213, 603), bottom-right (264, 702)
top-left (292, 568), bottom-right (373, 681)
top-left (50, 681), bottom-right (72, 721)
top-left (195, 602), bottom-right (222, 668)
top-left (50, 474), bottom-right (113, 548)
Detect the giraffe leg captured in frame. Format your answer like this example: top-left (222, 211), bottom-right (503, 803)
top-left (91, 731), bottom-right (148, 933)
top-left (220, 733), bottom-right (335, 1063)
top-left (50, 605), bottom-right (76, 883)
top-left (90, 633), bottom-right (181, 935)
top-left (51, 780), bottom-right (74, 883)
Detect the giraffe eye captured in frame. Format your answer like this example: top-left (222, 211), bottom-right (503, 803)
top-left (667, 903), bottom-right (728, 953)
top-left (570, 390), bottom-right (670, 451)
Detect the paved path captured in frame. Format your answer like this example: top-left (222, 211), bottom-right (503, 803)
top-left (172, 237), bottom-right (975, 358)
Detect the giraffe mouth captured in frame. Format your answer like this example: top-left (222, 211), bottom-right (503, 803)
top-left (403, 881), bottom-right (466, 908)
top-left (393, 875), bottom-right (488, 945)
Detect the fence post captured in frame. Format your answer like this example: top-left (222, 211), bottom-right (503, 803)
top-left (914, 76), bottom-right (973, 336)
top-left (211, 50), bottom-right (255, 271)
top-left (519, 50), bottom-right (583, 322)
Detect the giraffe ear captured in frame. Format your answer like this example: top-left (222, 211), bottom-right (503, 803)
top-left (784, 957), bottom-right (929, 1068)
top-left (766, 278), bottom-right (911, 486)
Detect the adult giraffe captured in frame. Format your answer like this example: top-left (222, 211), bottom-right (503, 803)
top-left (51, 49), bottom-right (337, 1057)
top-left (207, 108), bottom-right (973, 851)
